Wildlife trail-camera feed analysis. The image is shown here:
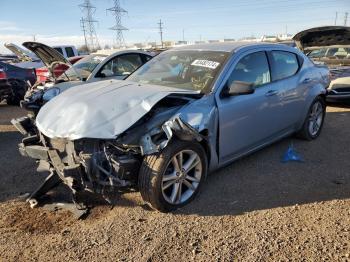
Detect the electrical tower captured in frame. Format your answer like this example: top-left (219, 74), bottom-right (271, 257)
top-left (158, 19), bottom-right (164, 48)
top-left (79, 0), bottom-right (100, 52)
top-left (107, 0), bottom-right (128, 48)
top-left (345, 12), bottom-right (348, 26)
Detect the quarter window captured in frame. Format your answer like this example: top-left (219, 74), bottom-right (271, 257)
top-left (270, 51), bottom-right (299, 81)
top-left (228, 51), bottom-right (270, 87)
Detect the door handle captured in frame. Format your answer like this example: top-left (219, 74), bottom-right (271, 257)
top-left (302, 78), bottom-right (312, 84)
top-left (265, 90), bottom-right (279, 97)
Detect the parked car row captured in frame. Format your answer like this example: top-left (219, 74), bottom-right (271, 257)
top-left (11, 37), bottom-right (330, 212)
top-left (0, 41), bottom-right (154, 107)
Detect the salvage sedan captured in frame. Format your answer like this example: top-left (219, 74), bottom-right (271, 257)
top-left (15, 42), bottom-right (329, 212)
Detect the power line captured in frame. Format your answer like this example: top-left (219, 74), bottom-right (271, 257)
top-left (107, 0), bottom-right (128, 48)
top-left (79, 0), bottom-right (100, 51)
top-left (158, 19), bottom-right (164, 48)
top-left (131, 0), bottom-right (344, 17)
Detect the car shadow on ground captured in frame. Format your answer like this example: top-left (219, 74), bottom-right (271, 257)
top-left (0, 109), bottom-right (349, 217)
top-left (177, 109), bottom-right (350, 216)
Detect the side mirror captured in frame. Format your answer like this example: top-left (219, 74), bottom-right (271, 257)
top-left (100, 69), bottom-right (114, 78)
top-left (226, 81), bottom-right (255, 96)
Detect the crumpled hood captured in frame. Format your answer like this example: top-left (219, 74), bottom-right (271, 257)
top-left (293, 26), bottom-right (350, 50)
top-left (36, 80), bottom-right (198, 140)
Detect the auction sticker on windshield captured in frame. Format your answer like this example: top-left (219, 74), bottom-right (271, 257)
top-left (191, 59), bottom-right (220, 69)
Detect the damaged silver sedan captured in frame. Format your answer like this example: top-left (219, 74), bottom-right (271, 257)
top-left (14, 42), bottom-right (329, 212)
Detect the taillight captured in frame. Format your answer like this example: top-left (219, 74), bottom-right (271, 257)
top-left (35, 68), bottom-right (49, 77)
top-left (0, 70), bottom-right (7, 79)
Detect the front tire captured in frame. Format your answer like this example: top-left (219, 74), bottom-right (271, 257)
top-left (297, 96), bottom-right (326, 140)
top-left (138, 140), bottom-right (207, 212)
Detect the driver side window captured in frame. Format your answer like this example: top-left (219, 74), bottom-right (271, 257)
top-left (99, 54), bottom-right (143, 77)
top-left (228, 51), bottom-right (271, 88)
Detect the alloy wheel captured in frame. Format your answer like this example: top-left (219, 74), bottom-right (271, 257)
top-left (161, 149), bottom-right (202, 205)
top-left (308, 101), bottom-right (324, 136)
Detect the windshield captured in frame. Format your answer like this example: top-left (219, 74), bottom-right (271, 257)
top-left (58, 54), bottom-right (107, 81)
top-left (127, 50), bottom-right (229, 94)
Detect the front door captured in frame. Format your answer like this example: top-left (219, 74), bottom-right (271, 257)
top-left (216, 51), bottom-right (282, 163)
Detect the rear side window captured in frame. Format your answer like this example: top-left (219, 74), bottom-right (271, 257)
top-left (228, 51), bottom-right (270, 87)
top-left (65, 47), bottom-right (75, 58)
top-left (54, 47), bottom-right (63, 55)
top-left (270, 51), bottom-right (299, 81)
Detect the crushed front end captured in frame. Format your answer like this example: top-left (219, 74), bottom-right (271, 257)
top-left (14, 94), bottom-right (209, 212)
top-left (18, 131), bottom-right (142, 208)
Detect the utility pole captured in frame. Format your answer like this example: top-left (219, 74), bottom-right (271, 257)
top-left (107, 0), bottom-right (128, 49)
top-left (345, 12), bottom-right (348, 26)
top-left (79, 0), bottom-right (100, 51)
top-left (335, 12), bottom-right (338, 25)
top-left (158, 19), bottom-right (164, 48)
top-left (182, 29), bottom-right (185, 42)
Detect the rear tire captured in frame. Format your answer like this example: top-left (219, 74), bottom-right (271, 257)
top-left (297, 96), bottom-right (326, 140)
top-left (138, 139), bottom-right (207, 212)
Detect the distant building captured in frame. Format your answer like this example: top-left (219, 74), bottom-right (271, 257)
top-left (261, 35), bottom-right (278, 42)
top-left (224, 38), bottom-right (235, 42)
top-left (176, 41), bottom-right (188, 45)
top-left (239, 36), bottom-right (259, 42)
top-left (277, 34), bottom-right (293, 41)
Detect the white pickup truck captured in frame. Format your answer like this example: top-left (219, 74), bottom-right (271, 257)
top-left (52, 45), bottom-right (79, 58)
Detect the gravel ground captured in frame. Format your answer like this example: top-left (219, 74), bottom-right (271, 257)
top-left (0, 102), bottom-right (349, 261)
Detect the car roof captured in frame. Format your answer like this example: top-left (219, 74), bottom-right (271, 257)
top-left (93, 49), bottom-right (154, 56)
top-left (171, 42), bottom-right (278, 52)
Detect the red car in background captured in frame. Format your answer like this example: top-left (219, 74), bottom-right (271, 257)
top-left (35, 55), bottom-right (85, 82)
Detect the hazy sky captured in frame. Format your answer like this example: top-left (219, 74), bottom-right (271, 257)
top-left (0, 0), bottom-right (349, 53)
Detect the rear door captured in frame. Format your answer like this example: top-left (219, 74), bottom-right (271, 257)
top-left (267, 50), bottom-right (305, 129)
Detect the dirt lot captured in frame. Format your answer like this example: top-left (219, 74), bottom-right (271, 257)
top-left (0, 102), bottom-right (349, 262)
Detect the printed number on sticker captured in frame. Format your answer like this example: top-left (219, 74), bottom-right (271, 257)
top-left (191, 60), bottom-right (220, 69)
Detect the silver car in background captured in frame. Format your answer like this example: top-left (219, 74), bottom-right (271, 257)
top-left (21, 42), bottom-right (154, 113)
top-left (15, 42), bottom-right (329, 213)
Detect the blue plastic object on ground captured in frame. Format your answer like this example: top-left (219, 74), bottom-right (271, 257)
top-left (281, 144), bottom-right (304, 163)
